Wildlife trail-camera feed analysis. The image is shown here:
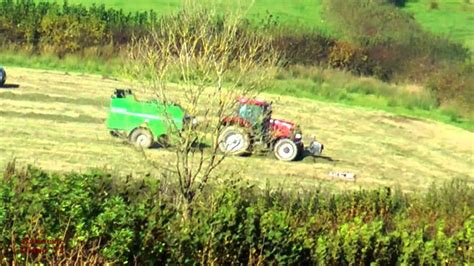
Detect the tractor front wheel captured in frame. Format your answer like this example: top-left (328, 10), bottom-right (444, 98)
top-left (130, 128), bottom-right (154, 149)
top-left (218, 126), bottom-right (250, 156)
top-left (274, 138), bottom-right (299, 161)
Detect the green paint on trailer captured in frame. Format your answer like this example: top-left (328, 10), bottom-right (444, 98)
top-left (106, 89), bottom-right (186, 140)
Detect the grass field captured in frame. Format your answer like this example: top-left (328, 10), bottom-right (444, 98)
top-left (39, 0), bottom-right (473, 50)
top-left (1, 67), bottom-right (472, 192)
top-left (404, 0), bottom-right (474, 52)
top-left (41, 0), bottom-right (325, 28)
top-left (3, 51), bottom-right (472, 130)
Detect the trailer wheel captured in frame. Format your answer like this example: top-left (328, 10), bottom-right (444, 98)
top-left (274, 138), bottom-right (299, 161)
top-left (218, 126), bottom-right (250, 156)
top-left (130, 128), bottom-right (153, 149)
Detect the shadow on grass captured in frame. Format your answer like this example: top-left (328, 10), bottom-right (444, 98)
top-left (0, 83), bottom-right (20, 89)
top-left (297, 150), bottom-right (338, 163)
top-left (149, 140), bottom-right (210, 150)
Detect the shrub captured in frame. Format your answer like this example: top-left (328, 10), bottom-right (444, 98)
top-left (0, 0), bottom-right (153, 55)
top-left (271, 30), bottom-right (335, 66)
top-left (328, 40), bottom-right (373, 75)
top-left (321, 0), bottom-right (470, 80)
top-left (427, 63), bottom-right (474, 117)
top-left (429, 1), bottom-right (440, 10)
top-left (39, 12), bottom-right (106, 56)
top-left (1, 163), bottom-right (473, 264)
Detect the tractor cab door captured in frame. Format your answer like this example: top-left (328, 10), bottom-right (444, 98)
top-left (238, 104), bottom-right (271, 142)
top-left (238, 104), bottom-right (263, 126)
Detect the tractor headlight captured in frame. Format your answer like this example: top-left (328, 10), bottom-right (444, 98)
top-left (295, 133), bottom-right (302, 140)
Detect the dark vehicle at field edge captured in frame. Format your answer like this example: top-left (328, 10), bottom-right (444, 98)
top-left (0, 67), bottom-right (6, 86)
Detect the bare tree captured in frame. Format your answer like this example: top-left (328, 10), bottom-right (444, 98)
top-left (126, 3), bottom-right (280, 211)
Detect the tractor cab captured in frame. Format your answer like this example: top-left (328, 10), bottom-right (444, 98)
top-left (234, 97), bottom-right (299, 142)
top-left (236, 97), bottom-right (271, 127)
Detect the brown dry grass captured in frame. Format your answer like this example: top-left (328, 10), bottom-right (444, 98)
top-left (0, 67), bottom-right (472, 192)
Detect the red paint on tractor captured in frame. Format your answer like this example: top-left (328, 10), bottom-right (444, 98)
top-left (269, 118), bottom-right (296, 139)
top-left (237, 97), bottom-right (269, 107)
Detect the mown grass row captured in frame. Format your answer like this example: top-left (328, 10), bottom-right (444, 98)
top-left (1, 0), bottom-right (472, 129)
top-left (1, 162), bottom-right (473, 264)
top-left (3, 52), bottom-right (472, 131)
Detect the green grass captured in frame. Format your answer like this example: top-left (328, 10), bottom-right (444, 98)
top-left (403, 0), bottom-right (474, 52)
top-left (268, 82), bottom-right (474, 131)
top-left (268, 66), bottom-right (474, 130)
top-left (41, 0), bottom-right (325, 28)
top-left (2, 51), bottom-right (472, 130)
top-left (0, 50), bottom-right (121, 77)
top-left (39, 0), bottom-right (472, 51)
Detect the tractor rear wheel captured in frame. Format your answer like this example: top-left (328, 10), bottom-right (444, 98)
top-left (274, 138), bottom-right (299, 161)
top-left (130, 128), bottom-right (153, 149)
top-left (218, 126), bottom-right (250, 156)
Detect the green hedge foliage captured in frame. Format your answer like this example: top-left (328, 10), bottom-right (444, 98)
top-left (0, 0), bottom-right (153, 55)
top-left (1, 162), bottom-right (473, 264)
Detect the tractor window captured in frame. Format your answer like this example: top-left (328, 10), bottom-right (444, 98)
top-left (238, 104), bottom-right (263, 125)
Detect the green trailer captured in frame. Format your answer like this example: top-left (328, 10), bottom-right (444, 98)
top-left (106, 89), bottom-right (195, 148)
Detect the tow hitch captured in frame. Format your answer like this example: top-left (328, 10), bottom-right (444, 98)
top-left (307, 136), bottom-right (324, 156)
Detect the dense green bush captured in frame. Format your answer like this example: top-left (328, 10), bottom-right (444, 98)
top-left (1, 162), bottom-right (473, 264)
top-left (427, 62), bottom-right (474, 118)
top-left (271, 30), bottom-right (334, 66)
top-left (39, 12), bottom-right (106, 56)
top-left (0, 0), bottom-right (153, 55)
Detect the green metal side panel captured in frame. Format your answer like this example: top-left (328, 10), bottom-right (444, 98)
top-left (106, 95), bottom-right (185, 140)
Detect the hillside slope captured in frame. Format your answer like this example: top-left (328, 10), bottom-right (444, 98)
top-left (39, 0), bottom-right (473, 50)
top-left (0, 67), bottom-right (472, 192)
top-left (404, 0), bottom-right (474, 52)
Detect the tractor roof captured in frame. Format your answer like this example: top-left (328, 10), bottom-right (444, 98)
top-left (237, 97), bottom-right (269, 107)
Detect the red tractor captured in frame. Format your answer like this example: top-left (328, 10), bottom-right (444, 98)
top-left (218, 97), bottom-right (324, 161)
